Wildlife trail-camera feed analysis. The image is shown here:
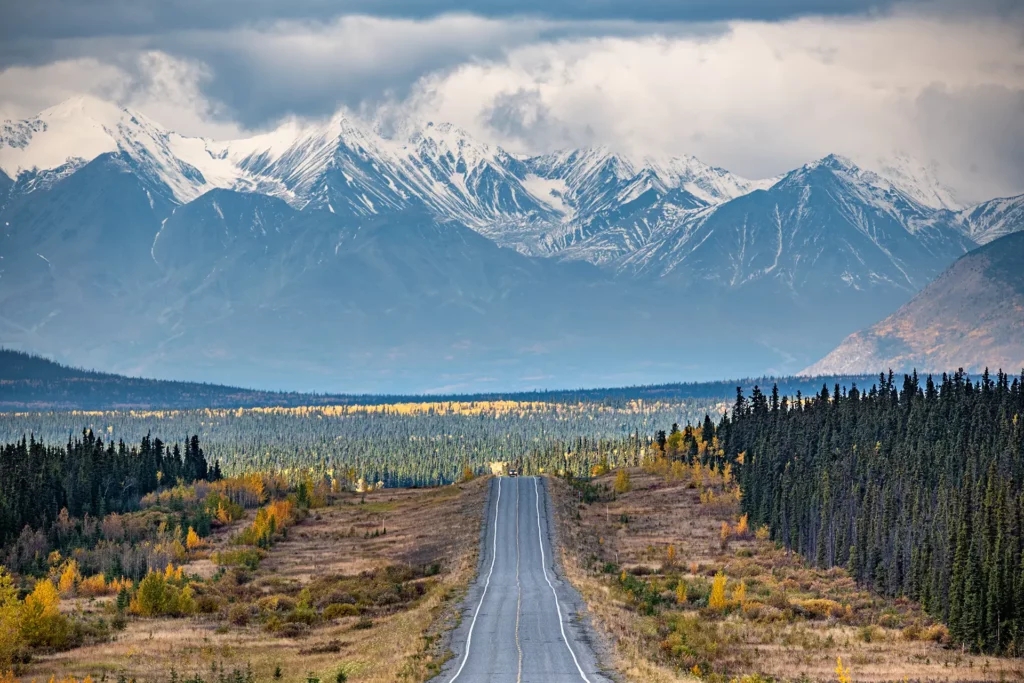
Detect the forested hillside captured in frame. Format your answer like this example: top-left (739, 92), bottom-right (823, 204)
top-left (0, 431), bottom-right (217, 551)
top-left (1, 348), bottom-right (875, 411)
top-left (723, 370), bottom-right (1024, 655)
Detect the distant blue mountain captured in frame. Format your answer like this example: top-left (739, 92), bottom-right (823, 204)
top-left (1, 99), bottom-right (1019, 392)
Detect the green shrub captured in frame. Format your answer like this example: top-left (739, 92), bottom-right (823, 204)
top-left (324, 604), bottom-right (360, 620)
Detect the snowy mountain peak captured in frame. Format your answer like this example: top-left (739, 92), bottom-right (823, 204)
top-left (859, 152), bottom-right (961, 211)
top-left (0, 95), bottom-right (224, 203)
top-left (642, 153), bottom-right (778, 204)
top-left (39, 94), bottom-right (129, 125)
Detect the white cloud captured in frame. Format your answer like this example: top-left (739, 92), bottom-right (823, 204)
top-left (400, 12), bottom-right (1024, 200)
top-left (0, 52), bottom-right (245, 139)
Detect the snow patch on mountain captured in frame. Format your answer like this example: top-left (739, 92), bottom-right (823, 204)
top-left (956, 193), bottom-right (1024, 244)
top-left (852, 152), bottom-right (962, 211)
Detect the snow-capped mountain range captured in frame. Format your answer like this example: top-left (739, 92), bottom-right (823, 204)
top-left (1, 96), bottom-right (1021, 391)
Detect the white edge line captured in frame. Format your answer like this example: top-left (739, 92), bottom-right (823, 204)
top-left (534, 476), bottom-right (592, 683)
top-left (449, 477), bottom-right (501, 682)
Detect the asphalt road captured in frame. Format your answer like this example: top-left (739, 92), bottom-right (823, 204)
top-left (442, 476), bottom-right (610, 683)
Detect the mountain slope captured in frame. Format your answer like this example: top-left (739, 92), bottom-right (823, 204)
top-left (614, 155), bottom-right (974, 291)
top-left (803, 231), bottom-right (1024, 375)
top-left (956, 193), bottom-right (1024, 245)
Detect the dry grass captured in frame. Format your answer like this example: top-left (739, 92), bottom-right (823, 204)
top-left (551, 469), bottom-right (1024, 683)
top-left (20, 478), bottom-right (488, 683)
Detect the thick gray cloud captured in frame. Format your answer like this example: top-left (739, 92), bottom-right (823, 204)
top-left (0, 1), bottom-right (1021, 201)
top-left (0, 1), bottom-right (907, 44)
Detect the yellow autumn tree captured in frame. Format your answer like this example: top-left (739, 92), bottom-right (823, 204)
top-left (734, 514), bottom-right (749, 537)
top-left (835, 657), bottom-right (851, 683)
top-left (21, 579), bottom-right (69, 648)
top-left (186, 526), bottom-right (202, 551)
top-left (675, 581), bottom-right (688, 605)
top-left (216, 500), bottom-right (231, 525)
top-left (57, 559), bottom-right (81, 597)
top-left (0, 567), bottom-right (26, 669)
top-left (708, 571), bottom-right (727, 611)
top-left (132, 571), bottom-right (168, 616)
top-left (614, 469), bottom-right (632, 494)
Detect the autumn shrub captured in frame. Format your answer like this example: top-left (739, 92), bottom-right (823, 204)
top-left (228, 603), bottom-right (252, 626)
top-left (921, 623), bottom-right (950, 644)
top-left (257, 595), bottom-right (296, 614)
top-left (77, 573), bottom-right (113, 597)
top-left (212, 547), bottom-right (266, 570)
top-left (795, 598), bottom-right (843, 620)
top-left (658, 614), bottom-right (729, 670)
top-left (324, 603), bottom-right (360, 620)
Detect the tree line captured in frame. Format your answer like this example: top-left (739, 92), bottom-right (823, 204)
top-left (0, 430), bottom-right (219, 550)
top-left (721, 370), bottom-right (1024, 655)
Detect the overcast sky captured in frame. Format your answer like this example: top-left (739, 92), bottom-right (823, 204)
top-left (0, 0), bottom-right (1022, 201)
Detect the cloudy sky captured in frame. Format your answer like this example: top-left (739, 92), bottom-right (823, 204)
top-left (0, 0), bottom-right (1022, 201)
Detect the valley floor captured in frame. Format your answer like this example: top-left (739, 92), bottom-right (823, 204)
top-left (551, 469), bottom-right (1024, 683)
top-left (20, 479), bottom-right (488, 683)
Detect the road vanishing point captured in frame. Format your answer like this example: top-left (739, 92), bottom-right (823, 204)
top-left (442, 476), bottom-right (610, 683)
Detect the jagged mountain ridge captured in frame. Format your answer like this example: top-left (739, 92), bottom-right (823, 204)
top-left (1, 96), bottom-right (1022, 390)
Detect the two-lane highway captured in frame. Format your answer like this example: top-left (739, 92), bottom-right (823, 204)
top-left (443, 476), bottom-right (609, 683)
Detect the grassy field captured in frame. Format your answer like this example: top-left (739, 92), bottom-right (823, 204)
top-left (551, 468), bottom-right (1024, 683)
top-left (20, 479), bottom-right (488, 683)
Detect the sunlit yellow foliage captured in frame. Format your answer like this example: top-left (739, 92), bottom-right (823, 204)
top-left (21, 579), bottom-right (69, 648)
top-left (110, 577), bottom-right (133, 593)
top-left (614, 469), bottom-right (632, 493)
top-left (0, 567), bottom-right (25, 669)
top-left (735, 513), bottom-right (749, 537)
top-left (57, 560), bottom-right (80, 596)
top-left (77, 573), bottom-right (111, 597)
top-left (186, 526), bottom-right (202, 551)
top-left (675, 581), bottom-right (688, 604)
top-left (755, 524), bottom-right (770, 541)
top-left (720, 521), bottom-right (731, 543)
top-left (835, 656), bottom-right (851, 683)
top-left (709, 571), bottom-right (727, 611)
top-left (216, 500), bottom-right (231, 524)
top-left (666, 544), bottom-right (676, 565)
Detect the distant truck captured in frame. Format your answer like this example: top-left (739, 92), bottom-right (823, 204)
top-left (508, 468), bottom-right (519, 477)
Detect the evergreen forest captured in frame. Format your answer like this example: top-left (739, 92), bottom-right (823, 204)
top-left (723, 370), bottom-right (1024, 655)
